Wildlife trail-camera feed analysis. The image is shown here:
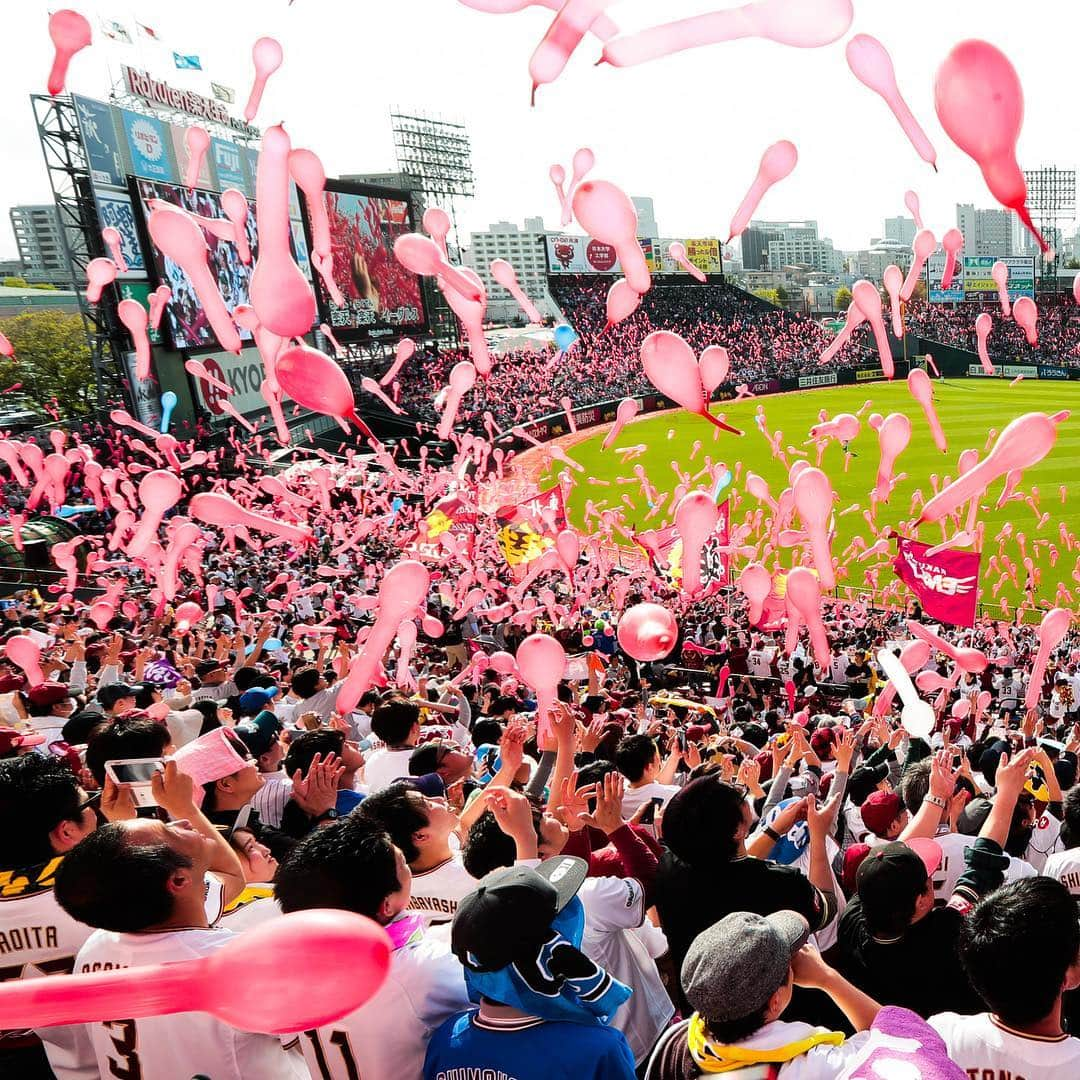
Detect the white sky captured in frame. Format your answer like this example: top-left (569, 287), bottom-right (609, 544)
top-left (3, 0), bottom-right (1076, 259)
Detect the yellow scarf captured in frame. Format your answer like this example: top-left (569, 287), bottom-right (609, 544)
top-left (687, 1013), bottom-right (845, 1074)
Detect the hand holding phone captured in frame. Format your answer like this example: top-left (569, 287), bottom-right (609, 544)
top-left (104, 758), bottom-right (165, 808)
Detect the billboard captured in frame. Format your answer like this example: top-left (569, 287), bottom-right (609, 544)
top-left (129, 178), bottom-right (264, 352)
top-left (927, 255), bottom-right (1036, 303)
top-left (302, 181), bottom-right (426, 338)
top-left (546, 234), bottom-right (620, 274)
top-left (73, 96), bottom-right (125, 188)
top-left (662, 238), bottom-right (722, 275)
top-left (967, 364), bottom-right (1038, 379)
top-left (93, 191), bottom-right (146, 277)
top-left (189, 346), bottom-right (294, 421)
top-left (210, 137), bottom-right (248, 192)
top-left (169, 123), bottom-right (212, 190)
top-left (117, 281), bottom-right (163, 345)
top-left (799, 372), bottom-right (838, 389)
top-left (119, 108), bottom-right (175, 183)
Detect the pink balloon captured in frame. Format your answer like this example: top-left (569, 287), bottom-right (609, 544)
top-left (1024, 608), bottom-right (1072, 711)
top-left (605, 278), bottom-right (641, 329)
top-left (1074, 274), bottom-right (1080, 307)
top-left (148, 208), bottom-right (242, 354)
top-left (128, 471), bottom-right (183, 557)
top-left (852, 279), bottom-right (895, 379)
top-left (738, 563), bottom-right (772, 625)
top-left (601, 397), bottom-right (638, 450)
top-left (276, 344), bottom-right (374, 440)
top-left (668, 241), bottom-right (707, 283)
top-left (220, 190), bottom-right (252, 266)
top-left (874, 412), bottom-right (912, 501)
top-left (991, 261), bottom-right (1011, 317)
top-left (421, 615), bottom-right (444, 639)
top-left (183, 126), bottom-right (211, 190)
top-left (572, 180), bottom-right (651, 295)
top-left (189, 492), bottom-right (313, 546)
top-left (437, 361), bottom-right (477, 439)
top-left (0, 909), bottom-right (389, 1035)
top-left (1013, 296), bottom-right (1038, 345)
top-left (491, 259), bottom-right (544, 323)
top-left (728, 141), bottom-right (798, 240)
top-left (883, 265), bottom-right (904, 337)
top-left (488, 650), bottom-right (518, 675)
top-left (423, 207), bottom-right (452, 259)
top-left (244, 36), bottom-right (283, 123)
top-left (934, 40), bottom-right (1048, 253)
top-left (975, 312), bottom-right (995, 376)
top-left (101, 228), bottom-right (127, 273)
top-left (675, 490), bottom-right (718, 597)
top-left (530, 0), bottom-right (615, 101)
top-left (900, 229), bottom-right (938, 301)
top-left (459, 0), bottom-right (618, 40)
top-left (556, 528), bottom-right (580, 571)
top-left (601, 0), bottom-right (853, 66)
top-left (516, 633), bottom-right (567, 738)
top-left (845, 34), bottom-right (937, 168)
top-left (117, 299), bottom-right (152, 381)
top-left (908, 368), bottom-right (947, 453)
top-left (394, 234), bottom-right (483, 302)
top-left (641, 331), bottom-right (742, 435)
top-left (786, 567), bottom-right (830, 670)
top-left (290, 149), bottom-right (343, 306)
top-left (940, 228), bottom-right (965, 290)
top-left (550, 164), bottom-right (571, 226)
top-left (793, 467), bottom-right (836, 589)
top-left (379, 338), bottom-right (416, 388)
top-left (440, 267), bottom-right (492, 375)
top-left (810, 413), bottom-right (860, 443)
top-left (904, 190), bottom-right (924, 230)
top-left (919, 412), bottom-right (1066, 524)
top-left (175, 601), bottom-right (204, 631)
top-left (85, 258), bottom-right (116, 304)
top-left (0, 332), bottom-right (13, 360)
top-left (185, 359), bottom-right (233, 396)
top-left (148, 285), bottom-right (171, 330)
top-left (699, 346), bottom-right (730, 393)
top-left (250, 126), bottom-right (318, 339)
top-left (5, 635), bottom-right (44, 688)
top-left (47, 9), bottom-right (91, 96)
top-left (618, 603), bottom-right (678, 662)
top-left (820, 303), bottom-right (866, 366)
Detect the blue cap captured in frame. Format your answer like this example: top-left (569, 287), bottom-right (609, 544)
top-left (238, 686), bottom-right (280, 713)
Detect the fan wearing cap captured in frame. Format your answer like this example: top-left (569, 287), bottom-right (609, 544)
top-left (276, 814), bottom-right (470, 1079)
top-left (859, 789), bottom-right (909, 846)
top-left (22, 681), bottom-right (79, 746)
top-left (238, 711), bottom-right (294, 829)
top-left (645, 911), bottom-right (881, 1078)
top-left (835, 748), bottom-right (1039, 1019)
top-left (423, 857), bottom-right (637, 1079)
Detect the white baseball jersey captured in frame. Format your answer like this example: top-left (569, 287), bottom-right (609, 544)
top-left (1042, 846), bottom-right (1080, 900)
top-left (930, 1012), bottom-right (1080, 1077)
top-left (930, 832), bottom-right (1037, 903)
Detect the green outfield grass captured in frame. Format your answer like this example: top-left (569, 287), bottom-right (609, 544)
top-left (545, 379), bottom-right (1080, 611)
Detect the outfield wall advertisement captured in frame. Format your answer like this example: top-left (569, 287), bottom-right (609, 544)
top-left (927, 255), bottom-right (1036, 303)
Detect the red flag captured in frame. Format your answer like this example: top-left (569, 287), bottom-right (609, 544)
top-left (892, 537), bottom-right (980, 627)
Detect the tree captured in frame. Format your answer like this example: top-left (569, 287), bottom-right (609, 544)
top-left (774, 284), bottom-right (789, 304)
top-left (909, 278), bottom-right (928, 302)
top-left (2, 277), bottom-right (28, 288)
top-left (834, 286), bottom-right (852, 310)
top-left (752, 288), bottom-right (781, 305)
top-left (0, 310), bottom-right (95, 419)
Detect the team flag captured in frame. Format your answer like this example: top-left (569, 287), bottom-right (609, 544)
top-left (495, 486), bottom-right (566, 571)
top-left (211, 82), bottom-right (236, 104)
top-left (892, 537), bottom-right (980, 627)
top-left (173, 53), bottom-right (203, 71)
top-left (136, 21), bottom-right (160, 40)
top-left (100, 19), bottom-right (132, 44)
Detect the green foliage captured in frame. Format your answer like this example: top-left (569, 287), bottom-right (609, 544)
top-left (752, 288), bottom-right (781, 305)
top-left (2, 277), bottom-right (28, 288)
top-left (834, 286), bottom-right (853, 309)
top-left (0, 310), bottom-right (94, 418)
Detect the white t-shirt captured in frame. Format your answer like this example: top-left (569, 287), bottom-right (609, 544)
top-left (407, 854), bottom-right (477, 926)
top-left (929, 1012), bottom-right (1080, 1077)
top-left (747, 647), bottom-right (775, 678)
top-left (1025, 809), bottom-right (1064, 872)
top-left (75, 926), bottom-right (304, 1080)
top-left (930, 832), bottom-right (1037, 903)
top-left (219, 884), bottom-right (283, 934)
top-left (363, 747), bottom-right (417, 794)
top-left (1042, 847), bottom-right (1080, 899)
top-left (621, 781), bottom-right (680, 820)
top-left (299, 922), bottom-right (469, 1080)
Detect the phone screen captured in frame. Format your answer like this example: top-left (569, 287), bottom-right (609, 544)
top-left (109, 761), bottom-right (163, 784)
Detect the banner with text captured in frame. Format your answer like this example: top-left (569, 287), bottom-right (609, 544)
top-left (893, 537), bottom-right (980, 627)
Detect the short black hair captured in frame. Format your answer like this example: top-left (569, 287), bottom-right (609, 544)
top-left (900, 759), bottom-right (931, 815)
top-left (463, 810), bottom-right (517, 879)
top-left (1062, 785), bottom-right (1080, 849)
top-left (0, 754), bottom-right (85, 867)
top-left (490, 696), bottom-right (519, 716)
top-left (283, 730), bottom-right (345, 778)
top-left (61, 709), bottom-right (106, 745)
top-left (54, 824), bottom-right (192, 932)
top-left (959, 877), bottom-right (1080, 1026)
top-left (662, 776), bottom-right (746, 864)
top-left (232, 667), bottom-right (262, 694)
top-left (471, 719), bottom-right (503, 748)
top-left (359, 690), bottom-right (382, 710)
top-left (371, 699), bottom-right (420, 745)
top-left (357, 784), bottom-right (429, 864)
top-left (290, 667), bottom-right (321, 701)
top-left (705, 1002), bottom-right (773, 1045)
top-left (615, 734), bottom-right (659, 783)
top-left (275, 815), bottom-right (402, 919)
top-left (85, 717), bottom-right (172, 786)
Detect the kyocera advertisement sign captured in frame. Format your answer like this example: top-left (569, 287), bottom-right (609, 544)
top-left (189, 346), bottom-right (294, 420)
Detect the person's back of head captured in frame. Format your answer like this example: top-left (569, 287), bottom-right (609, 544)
top-left (614, 733), bottom-right (658, 784)
top-left (358, 783), bottom-right (432, 864)
top-left (85, 716), bottom-right (172, 786)
top-left (470, 718), bottom-right (503, 748)
top-left (463, 810), bottom-right (518, 879)
top-left (283, 729), bottom-right (345, 778)
top-left (959, 877), bottom-right (1080, 1028)
top-left (1062, 785), bottom-right (1080, 849)
top-left (371, 698), bottom-right (421, 746)
top-left (275, 815), bottom-right (405, 922)
top-left (900, 759), bottom-right (931, 815)
top-left (0, 754), bottom-right (86, 867)
top-left (290, 666), bottom-right (321, 701)
top-left (662, 775), bottom-right (747, 865)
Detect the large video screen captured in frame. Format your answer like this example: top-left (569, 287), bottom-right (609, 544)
top-left (129, 178), bottom-right (264, 352)
top-left (302, 181), bottom-right (426, 338)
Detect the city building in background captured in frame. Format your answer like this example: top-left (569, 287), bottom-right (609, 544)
top-left (955, 203), bottom-right (1012, 257)
top-left (9, 204), bottom-right (73, 287)
top-left (466, 219), bottom-right (556, 323)
top-left (848, 238), bottom-right (914, 279)
top-left (739, 223), bottom-right (782, 270)
top-left (883, 215), bottom-right (916, 247)
top-left (632, 196), bottom-right (658, 239)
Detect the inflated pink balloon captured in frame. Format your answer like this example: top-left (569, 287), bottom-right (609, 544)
top-left (793, 467), bottom-right (836, 589)
top-left (904, 190), bottom-right (924, 230)
top-left (516, 633), bottom-right (567, 737)
top-left (550, 164), bottom-right (571, 226)
top-left (820, 303), bottom-right (866, 366)
top-left (728, 141), bottom-right (798, 241)
top-left (991, 261), bottom-right (1011, 317)
top-left (275, 344), bottom-right (374, 439)
top-left (618, 603), bottom-right (678, 662)
top-left (488, 650), bottom-right (518, 675)
top-left (458, 0), bottom-right (618, 41)
top-left (809, 413), bottom-right (860, 443)
top-left (360, 377), bottom-right (403, 415)
top-left (572, 180), bottom-right (651, 295)
top-left (845, 34), bottom-right (937, 168)
top-left (641, 331), bottom-right (741, 435)
top-left (85, 258), bottom-right (116, 304)
top-left (148, 208), bottom-right (242, 354)
top-left (148, 285), bottom-right (171, 330)
top-left (919, 412), bottom-right (1066, 523)
top-left (1013, 296), bottom-right (1038, 345)
top-left (786, 567), bottom-right (830, 669)
top-left (908, 368), bottom-right (947, 453)
top-left (244, 37), bottom-right (283, 123)
top-left (380, 338), bottom-right (416, 387)
top-left (5, 634), bottom-right (44, 688)
top-left (185, 359), bottom-right (233, 396)
top-left (569, 148), bottom-right (596, 195)
top-left (189, 492), bottom-right (314, 546)
top-left (440, 267), bottom-right (492, 376)
top-left (423, 208), bottom-right (452, 259)
top-left (668, 242), bottom-right (707, 283)
top-left (737, 563), bottom-right (772, 625)
top-left (220, 190), bottom-right (252, 266)
top-left (117, 299), bottom-right (151, 380)
top-left (128, 471), bottom-right (183, 558)
top-left (883, 265), bottom-right (904, 337)
top-left (940, 228), bottom-right (964, 290)
top-left (101, 228), bottom-right (127, 273)
top-left (601, 0), bottom-right (853, 67)
top-left (852, 279), bottom-right (895, 379)
top-left (699, 346), bottom-right (730, 393)
top-left (436, 361), bottom-right (477, 439)
top-left (47, 10), bottom-right (91, 96)
top-left (605, 278), bottom-right (641, 329)
top-left (250, 126), bottom-right (318, 339)
top-left (900, 229), bottom-right (937, 301)
top-left (1024, 608), bottom-right (1072, 710)
top-left (555, 528), bottom-right (580, 571)
top-left (925, 531), bottom-right (974, 558)
top-left (601, 397), bottom-right (638, 450)
top-left (0, 332), bottom-right (13, 360)
top-left (175, 601), bottom-right (204, 632)
top-left (0, 909), bottom-right (389, 1035)
top-left (1074, 274), bottom-right (1080, 308)
top-left (394, 234), bottom-right (483, 302)
top-left (975, 313), bottom-right (995, 376)
top-left (184, 126), bottom-right (211, 190)
top-left (934, 40), bottom-right (1048, 252)
top-left (491, 260), bottom-right (543, 322)
top-left (675, 491), bottom-right (718, 597)
top-left (530, 0), bottom-right (615, 101)
top-left (874, 412), bottom-right (912, 501)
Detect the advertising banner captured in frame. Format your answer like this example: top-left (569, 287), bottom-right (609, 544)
top-left (546, 235), bottom-right (620, 274)
top-left (210, 138), bottom-right (247, 191)
top-left (169, 123), bottom-right (212, 190)
top-left (117, 281), bottom-right (163, 344)
top-left (966, 364), bottom-right (1038, 379)
top-left (749, 378), bottom-right (780, 394)
top-left (855, 367), bottom-right (883, 382)
top-left (93, 191), bottom-right (146, 277)
top-left (122, 351), bottom-right (162, 428)
top-left (684, 238), bottom-right (722, 274)
top-left (639, 238), bottom-right (662, 273)
top-left (1038, 366), bottom-right (1071, 380)
top-left (73, 96), bottom-right (125, 188)
top-left (927, 255), bottom-right (1036, 303)
top-left (189, 346), bottom-right (294, 420)
top-left (798, 372), bottom-right (838, 389)
top-left (893, 537), bottom-right (980, 627)
top-left (926, 253), bottom-right (964, 303)
top-left (119, 108), bottom-right (174, 182)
